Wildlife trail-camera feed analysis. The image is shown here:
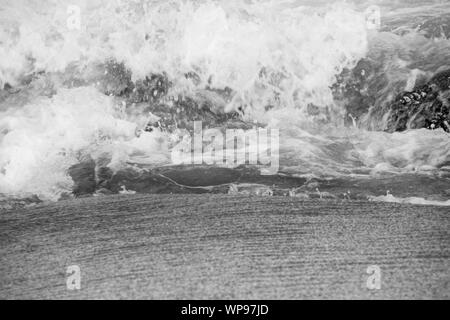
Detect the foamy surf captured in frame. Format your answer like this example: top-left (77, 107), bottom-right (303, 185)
top-left (0, 0), bottom-right (449, 204)
top-left (369, 194), bottom-right (450, 206)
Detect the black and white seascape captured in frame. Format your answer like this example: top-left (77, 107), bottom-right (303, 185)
top-left (0, 0), bottom-right (449, 301)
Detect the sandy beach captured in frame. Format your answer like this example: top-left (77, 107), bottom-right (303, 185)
top-left (1, 194), bottom-right (448, 299)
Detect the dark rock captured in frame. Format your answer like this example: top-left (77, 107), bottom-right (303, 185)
top-left (124, 73), bottom-right (171, 103)
top-left (84, 61), bottom-right (250, 133)
top-left (141, 96), bottom-right (247, 134)
top-left (333, 58), bottom-right (450, 132)
top-left (385, 69), bottom-right (450, 132)
top-left (331, 58), bottom-right (382, 127)
top-left (68, 158), bottom-right (97, 196)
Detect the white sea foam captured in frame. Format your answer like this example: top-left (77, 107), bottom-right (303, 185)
top-left (0, 87), bottom-right (169, 200)
top-left (0, 0), bottom-right (449, 200)
top-left (369, 194), bottom-right (450, 206)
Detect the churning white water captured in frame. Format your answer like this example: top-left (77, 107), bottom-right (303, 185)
top-left (0, 0), bottom-right (449, 203)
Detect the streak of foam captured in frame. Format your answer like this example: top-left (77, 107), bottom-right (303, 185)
top-left (369, 193), bottom-right (450, 206)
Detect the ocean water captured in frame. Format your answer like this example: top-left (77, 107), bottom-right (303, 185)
top-left (0, 0), bottom-right (449, 205)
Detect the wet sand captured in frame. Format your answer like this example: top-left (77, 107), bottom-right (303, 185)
top-left (0, 194), bottom-right (449, 299)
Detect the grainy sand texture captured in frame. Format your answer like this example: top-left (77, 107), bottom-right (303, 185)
top-left (1, 194), bottom-right (448, 299)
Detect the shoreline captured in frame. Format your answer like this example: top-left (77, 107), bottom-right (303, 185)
top-left (1, 194), bottom-right (449, 299)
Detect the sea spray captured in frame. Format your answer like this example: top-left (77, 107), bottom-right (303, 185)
top-left (0, 0), bottom-right (449, 202)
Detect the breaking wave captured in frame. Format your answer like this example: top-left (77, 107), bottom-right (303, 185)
top-left (0, 0), bottom-right (449, 203)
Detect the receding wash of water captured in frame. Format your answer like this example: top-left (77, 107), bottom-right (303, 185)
top-left (0, 0), bottom-right (449, 206)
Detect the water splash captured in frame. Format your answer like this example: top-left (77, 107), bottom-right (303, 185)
top-left (0, 0), bottom-right (449, 201)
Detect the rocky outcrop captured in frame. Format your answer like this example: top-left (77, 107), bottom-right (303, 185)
top-left (92, 61), bottom-right (249, 133)
top-left (333, 60), bottom-right (450, 133)
top-left (385, 69), bottom-right (450, 132)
